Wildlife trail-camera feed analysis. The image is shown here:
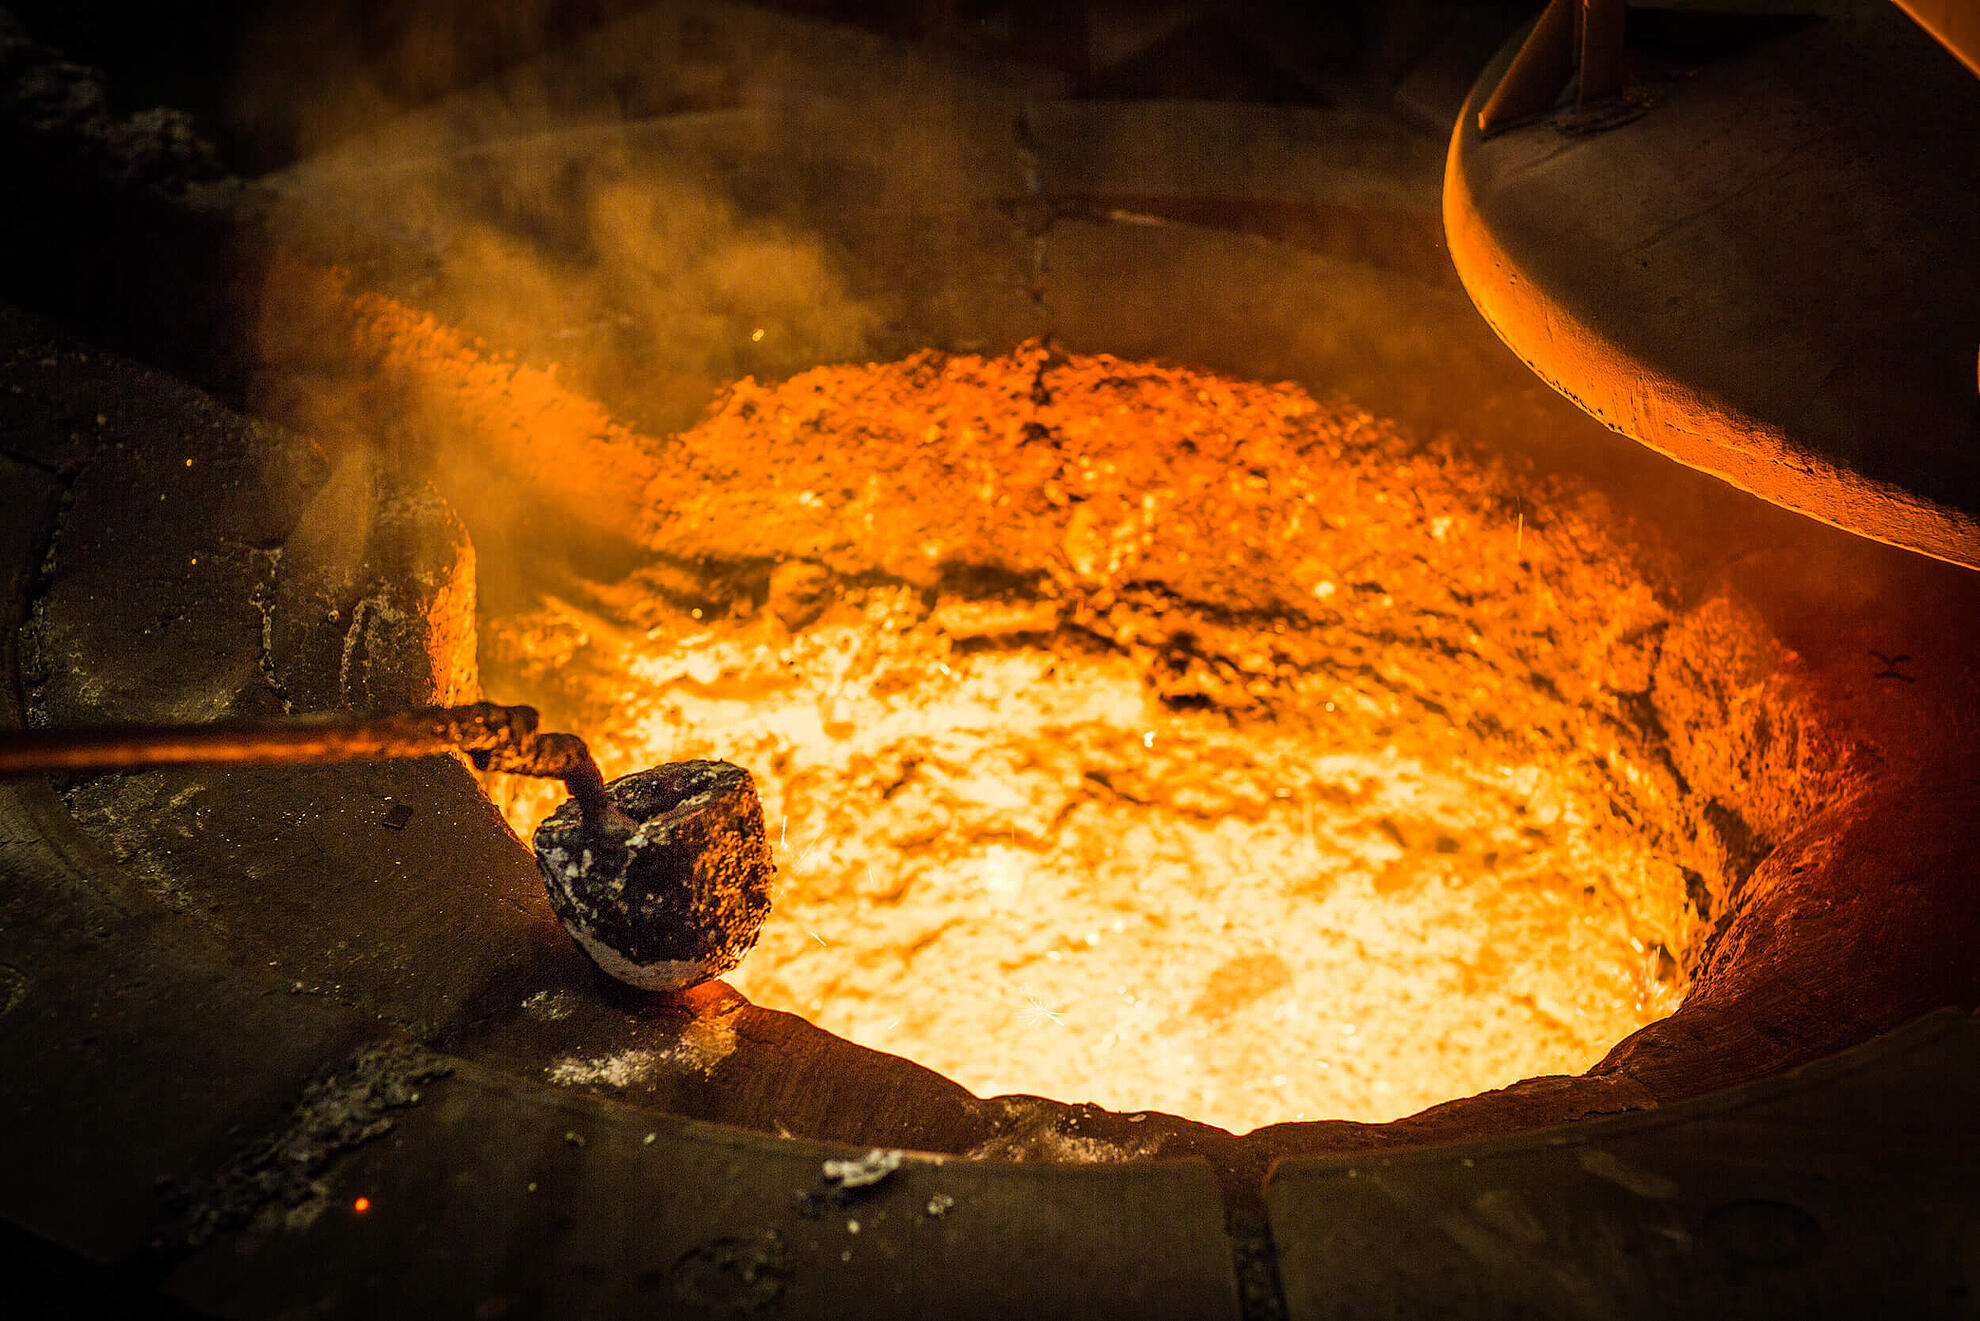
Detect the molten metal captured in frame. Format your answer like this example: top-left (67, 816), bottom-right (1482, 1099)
top-left (480, 345), bottom-right (1734, 1131)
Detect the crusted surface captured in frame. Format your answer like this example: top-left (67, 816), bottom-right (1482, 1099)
top-left (174, 1042), bottom-right (451, 1249)
top-left (535, 760), bottom-right (774, 988)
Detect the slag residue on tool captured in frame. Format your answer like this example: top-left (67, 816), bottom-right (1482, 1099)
top-left (534, 760), bottom-right (775, 991)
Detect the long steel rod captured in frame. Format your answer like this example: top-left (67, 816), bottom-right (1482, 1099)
top-left (0, 702), bottom-right (610, 818)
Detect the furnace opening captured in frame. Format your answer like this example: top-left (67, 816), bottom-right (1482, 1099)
top-left (478, 343), bottom-right (1817, 1133)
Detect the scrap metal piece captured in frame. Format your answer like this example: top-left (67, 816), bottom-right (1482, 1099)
top-left (823, 1149), bottom-right (905, 1190)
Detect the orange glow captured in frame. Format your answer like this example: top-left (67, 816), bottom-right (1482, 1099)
top-left (353, 1196), bottom-right (371, 1214)
top-left (480, 345), bottom-right (1728, 1133)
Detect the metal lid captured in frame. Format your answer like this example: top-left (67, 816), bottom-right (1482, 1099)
top-left (1445, 0), bottom-right (1980, 569)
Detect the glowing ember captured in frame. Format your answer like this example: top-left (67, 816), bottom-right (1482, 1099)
top-left (483, 345), bottom-right (1722, 1132)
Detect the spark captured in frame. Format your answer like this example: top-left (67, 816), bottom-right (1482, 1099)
top-left (353, 1196), bottom-right (371, 1214)
top-left (808, 930), bottom-right (828, 947)
top-left (1019, 994), bottom-right (1068, 1028)
top-left (1142, 730), bottom-right (1155, 749)
top-left (777, 819), bottom-right (827, 869)
top-left (1516, 510), bottom-right (1524, 554)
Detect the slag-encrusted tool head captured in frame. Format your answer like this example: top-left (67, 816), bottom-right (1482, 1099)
top-left (533, 760), bottom-right (776, 992)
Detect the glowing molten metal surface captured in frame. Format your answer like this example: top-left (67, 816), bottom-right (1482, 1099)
top-left (485, 346), bottom-right (1709, 1132)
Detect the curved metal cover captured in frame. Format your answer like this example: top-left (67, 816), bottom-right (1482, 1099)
top-left (1445, 1), bottom-right (1980, 569)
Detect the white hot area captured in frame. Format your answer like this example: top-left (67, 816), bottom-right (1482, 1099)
top-left (487, 586), bottom-right (1686, 1132)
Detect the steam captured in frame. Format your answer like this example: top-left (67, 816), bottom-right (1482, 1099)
top-left (239, 2), bottom-right (1040, 595)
